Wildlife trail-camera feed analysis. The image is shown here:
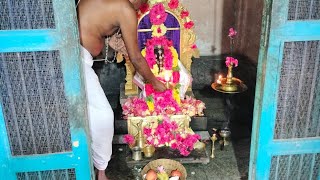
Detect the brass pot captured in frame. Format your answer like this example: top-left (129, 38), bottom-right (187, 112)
top-left (143, 145), bottom-right (155, 158)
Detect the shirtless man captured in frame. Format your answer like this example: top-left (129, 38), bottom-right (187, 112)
top-left (77, 0), bottom-right (166, 179)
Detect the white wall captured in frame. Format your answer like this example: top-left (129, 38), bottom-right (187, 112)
top-left (181, 0), bottom-right (224, 56)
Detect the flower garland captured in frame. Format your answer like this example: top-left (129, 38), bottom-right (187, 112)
top-left (141, 36), bottom-right (181, 111)
top-left (138, 1), bottom-right (195, 31)
top-left (150, 3), bottom-right (167, 25)
top-left (151, 24), bottom-right (167, 37)
top-left (122, 95), bottom-right (206, 118)
top-left (122, 97), bottom-right (151, 119)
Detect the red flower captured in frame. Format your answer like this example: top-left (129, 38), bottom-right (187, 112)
top-left (145, 84), bottom-right (155, 96)
top-left (184, 21), bottom-right (194, 29)
top-left (168, 0), bottom-right (179, 9)
top-left (136, 12), bottom-right (141, 19)
top-left (191, 44), bottom-right (197, 49)
top-left (139, 3), bottom-right (149, 14)
top-left (180, 10), bottom-right (189, 18)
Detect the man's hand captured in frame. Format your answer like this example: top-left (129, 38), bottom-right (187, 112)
top-left (151, 79), bottom-right (167, 92)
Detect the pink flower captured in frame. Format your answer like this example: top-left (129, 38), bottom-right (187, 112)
top-left (172, 71), bottom-right (180, 83)
top-left (184, 21), bottom-right (194, 29)
top-left (191, 44), bottom-right (197, 49)
top-left (164, 52), bottom-right (173, 70)
top-left (171, 142), bottom-right (178, 149)
top-left (180, 10), bottom-right (189, 19)
top-left (143, 128), bottom-right (152, 136)
top-left (228, 28), bottom-right (237, 38)
top-left (180, 148), bottom-right (191, 156)
top-left (139, 3), bottom-right (149, 14)
top-left (225, 56), bottom-right (238, 67)
top-left (142, 116), bottom-right (200, 156)
top-left (150, 3), bottom-right (167, 25)
top-left (123, 134), bottom-right (135, 145)
top-left (122, 97), bottom-right (150, 117)
top-left (168, 0), bottom-right (179, 9)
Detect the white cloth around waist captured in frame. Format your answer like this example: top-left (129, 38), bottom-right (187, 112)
top-left (80, 46), bottom-right (94, 67)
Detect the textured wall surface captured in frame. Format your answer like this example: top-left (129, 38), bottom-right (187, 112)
top-left (181, 0), bottom-right (263, 63)
top-left (221, 0), bottom-right (264, 63)
top-left (181, 0), bottom-right (224, 56)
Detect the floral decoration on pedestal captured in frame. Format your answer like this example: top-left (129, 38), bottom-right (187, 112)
top-left (122, 1), bottom-right (206, 157)
top-left (143, 116), bottom-right (200, 156)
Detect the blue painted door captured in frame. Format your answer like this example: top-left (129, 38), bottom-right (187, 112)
top-left (0, 0), bottom-right (92, 179)
top-left (249, 0), bottom-right (320, 179)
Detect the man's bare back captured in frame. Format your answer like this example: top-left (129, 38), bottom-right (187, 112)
top-left (77, 0), bottom-right (126, 56)
top-left (77, 0), bottom-right (166, 92)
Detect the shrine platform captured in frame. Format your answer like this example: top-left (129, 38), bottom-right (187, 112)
top-left (106, 142), bottom-right (241, 180)
top-left (105, 87), bottom-right (251, 179)
top-left (99, 56), bottom-right (254, 179)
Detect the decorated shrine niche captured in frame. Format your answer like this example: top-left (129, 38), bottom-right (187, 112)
top-left (123, 0), bottom-right (199, 96)
top-left (121, 2), bottom-right (207, 160)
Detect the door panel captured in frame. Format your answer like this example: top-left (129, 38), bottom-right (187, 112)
top-left (0, 0), bottom-right (92, 179)
top-left (250, 0), bottom-right (320, 179)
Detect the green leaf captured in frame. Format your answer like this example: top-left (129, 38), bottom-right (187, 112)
top-left (175, 83), bottom-right (181, 89)
top-left (146, 96), bottom-right (154, 102)
top-left (172, 66), bottom-right (180, 71)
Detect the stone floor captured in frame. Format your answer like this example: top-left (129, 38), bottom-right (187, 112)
top-left (106, 143), bottom-right (242, 180)
top-left (105, 86), bottom-right (252, 180)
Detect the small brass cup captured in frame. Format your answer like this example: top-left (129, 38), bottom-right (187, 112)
top-left (143, 145), bottom-right (155, 158)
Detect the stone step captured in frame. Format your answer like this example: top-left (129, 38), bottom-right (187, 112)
top-left (114, 116), bottom-right (208, 135)
top-left (112, 131), bottom-right (210, 144)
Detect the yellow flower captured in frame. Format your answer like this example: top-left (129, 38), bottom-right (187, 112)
top-left (151, 24), bottom-right (167, 37)
top-left (151, 64), bottom-right (159, 75)
top-left (147, 101), bottom-right (155, 112)
top-left (149, 0), bottom-right (165, 5)
top-left (141, 48), bottom-right (146, 57)
top-left (173, 88), bottom-right (180, 104)
top-left (170, 47), bottom-right (178, 67)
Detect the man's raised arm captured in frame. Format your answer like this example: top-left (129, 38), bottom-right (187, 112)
top-left (116, 1), bottom-right (166, 92)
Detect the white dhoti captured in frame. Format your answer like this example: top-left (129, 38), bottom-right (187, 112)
top-left (81, 46), bottom-right (114, 170)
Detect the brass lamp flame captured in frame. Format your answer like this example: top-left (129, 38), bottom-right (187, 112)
top-left (211, 65), bottom-right (247, 94)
